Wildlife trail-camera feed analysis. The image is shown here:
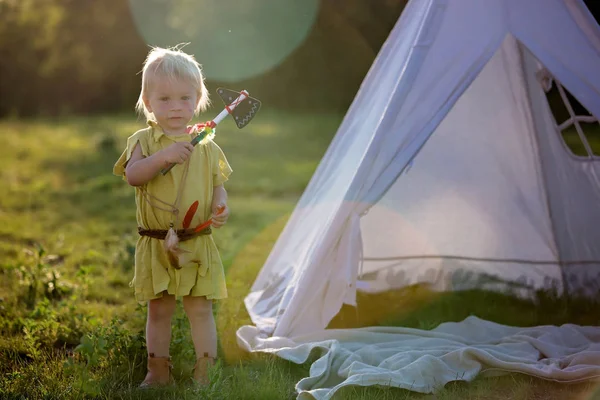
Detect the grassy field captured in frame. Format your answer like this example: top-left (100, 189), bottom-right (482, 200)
top-left (0, 111), bottom-right (599, 399)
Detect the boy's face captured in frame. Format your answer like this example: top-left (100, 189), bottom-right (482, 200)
top-left (144, 75), bottom-right (199, 135)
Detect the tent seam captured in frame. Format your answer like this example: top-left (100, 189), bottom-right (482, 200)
top-left (517, 43), bottom-right (567, 295)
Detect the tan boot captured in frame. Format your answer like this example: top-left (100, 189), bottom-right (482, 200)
top-left (139, 353), bottom-right (173, 388)
top-left (192, 353), bottom-right (215, 385)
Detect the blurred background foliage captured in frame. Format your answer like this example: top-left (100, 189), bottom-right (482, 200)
top-left (0, 0), bottom-right (408, 118)
top-left (0, 0), bottom-right (598, 118)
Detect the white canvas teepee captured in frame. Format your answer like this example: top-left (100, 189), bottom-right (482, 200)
top-left (237, 0), bottom-right (600, 397)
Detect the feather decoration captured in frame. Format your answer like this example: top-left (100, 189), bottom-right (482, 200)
top-left (163, 227), bottom-right (190, 270)
top-left (197, 129), bottom-right (215, 145)
top-left (189, 124), bottom-right (216, 146)
top-left (194, 220), bottom-right (212, 233)
top-left (194, 204), bottom-right (226, 232)
top-left (182, 200), bottom-right (199, 229)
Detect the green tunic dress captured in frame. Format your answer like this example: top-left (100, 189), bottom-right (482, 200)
top-left (113, 121), bottom-right (232, 303)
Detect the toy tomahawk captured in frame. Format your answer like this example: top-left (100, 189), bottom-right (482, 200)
top-left (160, 88), bottom-right (261, 175)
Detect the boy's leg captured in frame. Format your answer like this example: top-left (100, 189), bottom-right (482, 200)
top-left (141, 293), bottom-right (176, 387)
top-left (147, 293), bottom-right (177, 357)
top-left (182, 295), bottom-right (217, 358)
top-left (183, 295), bottom-right (217, 384)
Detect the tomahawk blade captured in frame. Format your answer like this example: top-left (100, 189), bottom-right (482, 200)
top-left (216, 87), bottom-right (261, 129)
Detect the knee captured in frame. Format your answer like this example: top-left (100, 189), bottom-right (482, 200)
top-left (148, 295), bottom-right (176, 321)
top-left (183, 297), bottom-right (213, 320)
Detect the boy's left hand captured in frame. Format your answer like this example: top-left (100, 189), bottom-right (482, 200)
top-left (211, 203), bottom-right (229, 228)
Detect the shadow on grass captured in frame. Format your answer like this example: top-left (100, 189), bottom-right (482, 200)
top-left (328, 284), bottom-right (600, 331)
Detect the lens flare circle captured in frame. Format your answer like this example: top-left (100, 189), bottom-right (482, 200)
top-left (128, 0), bottom-right (319, 82)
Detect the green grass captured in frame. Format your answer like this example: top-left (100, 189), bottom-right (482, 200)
top-left (0, 112), bottom-right (599, 399)
top-left (561, 123), bottom-right (600, 157)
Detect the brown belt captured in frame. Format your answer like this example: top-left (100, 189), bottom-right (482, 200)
top-left (138, 227), bottom-right (212, 241)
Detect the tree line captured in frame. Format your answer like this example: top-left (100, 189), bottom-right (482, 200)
top-left (1, 0), bottom-right (597, 118)
top-left (0, 0), bottom-right (406, 118)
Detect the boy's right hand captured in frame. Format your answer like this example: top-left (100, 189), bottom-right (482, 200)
top-left (160, 142), bottom-right (195, 165)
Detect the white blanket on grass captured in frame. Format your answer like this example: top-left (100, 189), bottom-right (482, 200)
top-left (237, 316), bottom-right (600, 399)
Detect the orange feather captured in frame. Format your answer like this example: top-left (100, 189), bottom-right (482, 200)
top-left (182, 200), bottom-right (199, 229)
top-left (193, 205), bottom-right (226, 232)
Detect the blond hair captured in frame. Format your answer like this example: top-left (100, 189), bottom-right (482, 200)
top-left (135, 44), bottom-right (210, 120)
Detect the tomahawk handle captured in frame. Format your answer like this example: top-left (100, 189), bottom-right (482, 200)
top-left (159, 89), bottom-right (251, 175)
top-left (160, 132), bottom-right (206, 175)
top-left (160, 163), bottom-right (175, 175)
